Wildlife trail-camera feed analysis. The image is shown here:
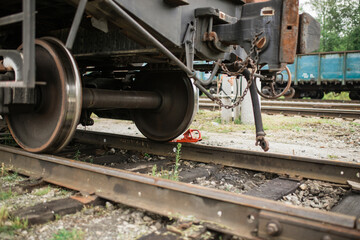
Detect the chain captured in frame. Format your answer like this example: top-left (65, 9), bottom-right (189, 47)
top-left (214, 34), bottom-right (262, 109)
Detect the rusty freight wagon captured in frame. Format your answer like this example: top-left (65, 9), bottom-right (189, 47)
top-left (0, 0), bottom-right (319, 153)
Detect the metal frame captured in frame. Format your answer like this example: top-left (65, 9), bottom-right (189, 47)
top-left (0, 0), bottom-right (35, 88)
top-left (66, 0), bottom-right (88, 50)
top-left (0, 0), bottom-right (87, 88)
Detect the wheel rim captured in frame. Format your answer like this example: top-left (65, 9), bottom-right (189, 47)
top-left (132, 72), bottom-right (197, 142)
top-left (6, 37), bottom-right (82, 153)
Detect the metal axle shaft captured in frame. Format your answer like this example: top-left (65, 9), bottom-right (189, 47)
top-left (82, 88), bottom-right (162, 110)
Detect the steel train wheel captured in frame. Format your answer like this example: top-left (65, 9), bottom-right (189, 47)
top-left (6, 38), bottom-right (81, 153)
top-left (132, 72), bottom-right (197, 142)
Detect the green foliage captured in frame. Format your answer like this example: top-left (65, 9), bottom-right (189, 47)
top-left (234, 118), bottom-right (242, 125)
top-left (328, 155), bottom-right (339, 160)
top-left (0, 206), bottom-right (28, 236)
top-left (74, 149), bottom-right (81, 161)
top-left (0, 188), bottom-right (16, 201)
top-left (151, 164), bottom-right (157, 177)
top-left (152, 143), bottom-right (182, 181)
top-left (51, 229), bottom-right (85, 240)
top-left (214, 117), bottom-right (222, 124)
top-left (323, 92), bottom-right (350, 101)
top-left (34, 185), bottom-right (51, 196)
top-left (305, 0), bottom-right (360, 51)
top-left (173, 143), bottom-right (181, 180)
top-left (1, 170), bottom-right (19, 182)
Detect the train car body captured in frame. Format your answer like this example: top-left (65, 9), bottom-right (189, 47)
top-left (0, 0), bottom-right (319, 153)
top-left (274, 51), bottom-right (360, 99)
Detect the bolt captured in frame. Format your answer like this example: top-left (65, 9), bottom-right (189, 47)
top-left (266, 222), bottom-right (281, 236)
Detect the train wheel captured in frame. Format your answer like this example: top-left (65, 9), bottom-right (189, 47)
top-left (350, 91), bottom-right (360, 100)
top-left (284, 87), bottom-right (296, 99)
top-left (132, 72), bottom-right (196, 141)
top-left (314, 91), bottom-right (324, 99)
top-left (6, 38), bottom-right (82, 153)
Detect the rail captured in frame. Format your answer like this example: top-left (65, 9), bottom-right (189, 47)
top-left (72, 130), bottom-right (360, 185)
top-left (199, 98), bottom-right (360, 118)
top-left (1, 143), bottom-right (360, 239)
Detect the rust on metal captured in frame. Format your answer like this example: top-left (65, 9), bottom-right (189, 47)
top-left (255, 37), bottom-right (267, 49)
top-left (0, 145), bottom-right (360, 239)
top-left (73, 130), bottom-right (360, 185)
top-left (279, 0), bottom-right (299, 64)
top-left (70, 194), bottom-right (98, 204)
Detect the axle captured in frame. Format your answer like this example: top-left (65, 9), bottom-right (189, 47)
top-left (82, 88), bottom-right (162, 110)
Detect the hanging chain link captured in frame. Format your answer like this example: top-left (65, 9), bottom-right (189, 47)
top-left (214, 33), bottom-right (262, 109)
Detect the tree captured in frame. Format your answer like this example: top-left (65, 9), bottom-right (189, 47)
top-left (305, 0), bottom-right (360, 51)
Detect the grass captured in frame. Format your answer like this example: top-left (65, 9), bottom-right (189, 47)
top-left (1, 171), bottom-right (19, 182)
top-left (0, 188), bottom-right (16, 201)
top-left (152, 143), bottom-right (181, 181)
top-left (74, 149), bottom-right (81, 161)
top-left (191, 110), bottom-right (348, 134)
top-left (34, 185), bottom-right (51, 196)
top-left (0, 133), bottom-right (17, 147)
top-left (0, 206), bottom-right (28, 237)
top-left (323, 92), bottom-right (350, 101)
top-left (51, 229), bottom-right (85, 240)
top-left (328, 155), bottom-right (339, 160)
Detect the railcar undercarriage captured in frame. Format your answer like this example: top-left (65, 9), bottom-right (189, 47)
top-left (0, 0), bottom-right (320, 153)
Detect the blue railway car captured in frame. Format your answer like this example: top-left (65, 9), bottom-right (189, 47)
top-left (279, 51), bottom-right (360, 99)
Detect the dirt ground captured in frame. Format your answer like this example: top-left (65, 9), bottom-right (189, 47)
top-left (79, 110), bottom-right (360, 163)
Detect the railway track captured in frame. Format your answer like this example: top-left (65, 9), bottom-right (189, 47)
top-left (199, 98), bottom-right (360, 119)
top-left (1, 130), bottom-right (360, 239)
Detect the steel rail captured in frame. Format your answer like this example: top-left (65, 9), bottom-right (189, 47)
top-left (262, 98), bottom-right (360, 104)
top-left (73, 130), bottom-right (360, 185)
top-left (199, 98), bottom-right (360, 118)
top-left (199, 98), bottom-right (360, 110)
top-left (0, 144), bottom-right (359, 239)
top-left (261, 101), bottom-right (360, 110)
top-left (261, 106), bottom-right (360, 119)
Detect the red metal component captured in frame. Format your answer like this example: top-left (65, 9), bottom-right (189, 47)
top-left (171, 129), bottom-right (202, 143)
